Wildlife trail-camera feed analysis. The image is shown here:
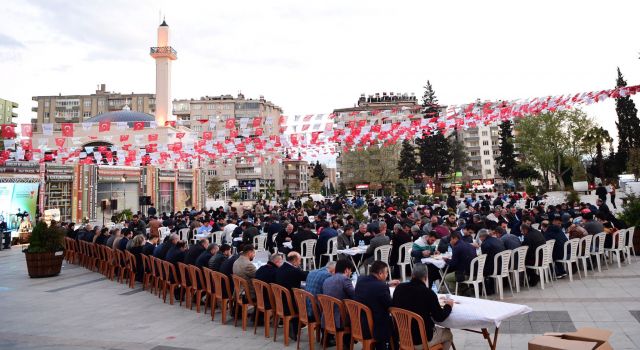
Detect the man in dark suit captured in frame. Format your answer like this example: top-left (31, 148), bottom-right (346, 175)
top-left (195, 243), bottom-right (218, 268)
top-left (275, 252), bottom-right (309, 341)
top-left (184, 238), bottom-right (209, 265)
top-left (165, 241), bottom-right (187, 268)
top-left (443, 231), bottom-right (477, 296)
top-left (544, 215), bottom-right (568, 278)
top-left (141, 235), bottom-right (159, 256)
top-left (362, 226), bottom-right (391, 267)
top-left (256, 253), bottom-right (284, 284)
top-left (265, 216), bottom-right (282, 252)
top-left (478, 229), bottom-right (505, 295)
top-left (354, 261), bottom-right (400, 350)
top-left (392, 264), bottom-right (454, 349)
top-left (316, 224), bottom-right (338, 266)
top-left (291, 224), bottom-right (317, 254)
top-left (521, 223), bottom-right (546, 286)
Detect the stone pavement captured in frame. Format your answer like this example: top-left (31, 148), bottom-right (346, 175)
top-left (2, 246), bottom-right (640, 350)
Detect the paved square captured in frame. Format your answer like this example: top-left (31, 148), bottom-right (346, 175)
top-left (2, 247), bottom-right (640, 349)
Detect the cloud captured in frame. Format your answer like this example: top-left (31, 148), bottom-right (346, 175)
top-left (0, 33), bottom-right (24, 48)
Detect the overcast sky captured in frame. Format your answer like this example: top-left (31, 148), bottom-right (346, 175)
top-left (1, 0), bottom-right (639, 156)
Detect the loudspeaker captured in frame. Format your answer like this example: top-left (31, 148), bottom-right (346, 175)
top-left (110, 199), bottom-right (118, 210)
top-left (139, 196), bottom-right (151, 206)
top-left (146, 196), bottom-right (152, 205)
top-left (101, 200), bottom-right (109, 211)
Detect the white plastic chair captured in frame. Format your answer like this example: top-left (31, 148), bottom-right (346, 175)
top-left (624, 227), bottom-right (636, 263)
top-left (555, 238), bottom-right (581, 282)
top-left (605, 229), bottom-right (626, 268)
top-left (320, 236), bottom-right (338, 266)
top-left (590, 232), bottom-right (607, 272)
top-left (176, 227), bottom-right (188, 241)
top-left (455, 254), bottom-right (488, 299)
top-left (300, 239), bottom-right (317, 271)
top-left (545, 239), bottom-right (556, 280)
top-left (526, 244), bottom-right (552, 289)
top-left (576, 235), bottom-right (593, 277)
top-left (396, 242), bottom-right (414, 282)
top-left (211, 231), bottom-right (224, 245)
top-left (489, 250), bottom-right (513, 300)
top-left (509, 246), bottom-right (529, 292)
top-left (366, 245), bottom-right (392, 279)
top-left (253, 235), bottom-right (267, 252)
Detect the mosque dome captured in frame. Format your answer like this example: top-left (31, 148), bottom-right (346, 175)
top-left (85, 106), bottom-right (155, 124)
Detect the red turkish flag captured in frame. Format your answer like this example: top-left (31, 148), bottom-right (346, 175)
top-left (99, 121), bottom-right (110, 132)
top-left (202, 131), bottom-right (212, 140)
top-left (229, 128), bottom-right (238, 138)
top-left (146, 144), bottom-right (157, 153)
top-left (301, 124), bottom-right (310, 131)
top-left (371, 124), bottom-right (381, 133)
top-left (21, 124), bottom-right (33, 137)
top-left (20, 139), bottom-right (32, 150)
top-left (290, 134), bottom-right (299, 146)
top-left (254, 127), bottom-right (263, 136)
top-left (98, 146), bottom-right (107, 153)
top-left (165, 121), bottom-right (176, 127)
top-left (225, 119), bottom-right (235, 129)
top-left (279, 115), bottom-right (287, 125)
top-left (176, 132), bottom-right (185, 139)
top-left (172, 142), bottom-right (183, 152)
top-left (61, 123), bottom-right (74, 137)
top-left (252, 117), bottom-right (262, 128)
top-left (133, 122), bottom-right (144, 131)
top-left (1, 124), bottom-right (15, 138)
top-left (120, 134), bottom-right (129, 142)
top-left (148, 133), bottom-right (158, 142)
top-left (55, 138), bottom-right (65, 148)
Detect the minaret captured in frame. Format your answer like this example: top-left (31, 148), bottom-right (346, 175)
top-left (150, 19), bottom-right (177, 127)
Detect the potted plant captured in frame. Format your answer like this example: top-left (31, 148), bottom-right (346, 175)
top-left (23, 221), bottom-right (65, 278)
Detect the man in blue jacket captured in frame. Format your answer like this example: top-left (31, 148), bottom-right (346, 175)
top-left (545, 215), bottom-right (568, 278)
top-left (354, 261), bottom-right (400, 350)
top-left (443, 231), bottom-right (477, 296)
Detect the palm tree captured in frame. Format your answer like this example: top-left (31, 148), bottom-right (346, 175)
top-left (584, 127), bottom-right (613, 180)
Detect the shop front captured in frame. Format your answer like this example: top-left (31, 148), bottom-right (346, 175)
top-left (96, 166), bottom-right (141, 223)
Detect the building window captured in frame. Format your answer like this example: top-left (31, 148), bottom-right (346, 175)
top-left (481, 130), bottom-right (488, 136)
top-left (484, 159), bottom-right (490, 165)
top-left (98, 99), bottom-right (105, 107)
top-left (83, 100), bottom-right (91, 108)
top-left (207, 104), bottom-right (215, 110)
top-left (207, 170), bottom-right (217, 176)
top-left (470, 151), bottom-right (479, 156)
top-left (468, 141), bottom-right (479, 147)
top-left (485, 169), bottom-right (492, 175)
top-left (483, 150), bottom-right (490, 156)
top-left (192, 104), bottom-right (202, 110)
top-left (83, 112), bottom-right (91, 118)
top-left (482, 140), bottom-right (489, 146)
top-left (44, 101), bottom-right (49, 108)
top-left (223, 169), bottom-right (231, 176)
top-left (472, 170), bottom-right (481, 176)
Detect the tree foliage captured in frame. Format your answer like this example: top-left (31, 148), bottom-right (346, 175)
top-left (583, 126), bottom-right (613, 180)
top-left (421, 80), bottom-right (439, 118)
top-left (495, 120), bottom-right (518, 180)
top-left (615, 68), bottom-right (640, 169)
top-left (449, 130), bottom-right (468, 177)
top-left (416, 131), bottom-right (452, 181)
top-left (312, 161), bottom-right (327, 182)
top-left (515, 109), bottom-right (594, 190)
top-left (206, 177), bottom-right (223, 198)
top-left (309, 178), bottom-right (323, 194)
top-left (397, 139), bottom-right (417, 180)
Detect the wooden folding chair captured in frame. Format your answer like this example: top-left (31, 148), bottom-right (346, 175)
top-left (389, 307), bottom-right (444, 350)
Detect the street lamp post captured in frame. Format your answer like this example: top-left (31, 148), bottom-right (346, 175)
top-left (121, 175), bottom-right (127, 215)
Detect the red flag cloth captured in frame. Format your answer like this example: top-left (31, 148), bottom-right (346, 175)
top-left (225, 119), bottom-right (235, 129)
top-left (279, 115), bottom-right (287, 125)
top-left (55, 138), bottom-right (65, 148)
top-left (255, 127), bottom-right (263, 136)
top-left (148, 134), bottom-right (159, 142)
top-left (146, 144), bottom-right (157, 153)
top-left (99, 121), bottom-right (111, 132)
top-left (165, 121), bottom-right (176, 127)
top-left (61, 123), bottom-right (74, 137)
top-left (120, 134), bottom-right (129, 142)
top-left (20, 139), bottom-right (32, 150)
top-left (202, 131), bottom-right (212, 140)
top-left (229, 128), bottom-right (238, 138)
top-left (324, 122), bottom-right (333, 131)
top-left (371, 124), bottom-right (381, 133)
top-left (252, 117), bottom-right (262, 127)
top-left (176, 132), bottom-right (185, 139)
top-left (97, 146), bottom-right (107, 153)
top-left (133, 122), bottom-right (144, 131)
top-left (197, 119), bottom-right (208, 124)
top-left (303, 115), bottom-right (313, 122)
top-left (290, 134), bottom-right (299, 146)
top-left (1, 124), bottom-right (15, 138)
top-left (21, 124), bottom-right (33, 137)
top-left (301, 124), bottom-right (310, 131)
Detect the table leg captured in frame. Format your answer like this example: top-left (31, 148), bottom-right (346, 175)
top-left (480, 327), bottom-right (499, 350)
top-left (438, 266), bottom-right (452, 294)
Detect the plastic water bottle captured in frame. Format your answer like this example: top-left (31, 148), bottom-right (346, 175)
top-left (447, 245), bottom-right (452, 255)
top-left (359, 240), bottom-right (365, 248)
top-left (431, 283), bottom-right (439, 294)
top-left (351, 272), bottom-right (358, 286)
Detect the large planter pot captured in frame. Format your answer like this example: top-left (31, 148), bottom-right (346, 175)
top-left (24, 251), bottom-right (64, 278)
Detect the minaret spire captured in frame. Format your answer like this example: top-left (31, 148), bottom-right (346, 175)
top-left (150, 18), bottom-right (177, 127)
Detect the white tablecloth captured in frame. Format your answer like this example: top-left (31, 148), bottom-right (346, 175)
top-left (422, 257), bottom-right (446, 269)
top-left (436, 295), bottom-right (531, 329)
top-left (337, 246), bottom-right (368, 256)
top-left (194, 233), bottom-right (211, 240)
top-left (283, 241), bottom-right (293, 249)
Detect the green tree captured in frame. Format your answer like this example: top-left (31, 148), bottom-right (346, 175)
top-left (312, 161), bottom-right (326, 182)
top-left (397, 139), bottom-right (417, 180)
top-left (615, 67), bottom-right (640, 169)
top-left (416, 131), bottom-right (451, 184)
top-left (495, 120), bottom-right (518, 180)
top-left (338, 182), bottom-right (347, 196)
top-left (448, 130), bottom-right (468, 182)
top-left (583, 126), bottom-right (613, 180)
top-left (513, 163), bottom-right (540, 181)
top-left (309, 178), bottom-right (322, 194)
top-left (206, 177), bottom-right (223, 199)
top-left (421, 80), bottom-right (439, 118)
top-left (515, 109), bottom-right (594, 190)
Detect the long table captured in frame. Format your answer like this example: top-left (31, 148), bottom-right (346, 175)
top-left (437, 294), bottom-right (532, 350)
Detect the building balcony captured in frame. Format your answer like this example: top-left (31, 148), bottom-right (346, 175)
top-left (464, 136), bottom-right (480, 141)
top-left (150, 46), bottom-right (177, 60)
top-left (236, 163), bottom-right (254, 169)
top-left (32, 107), bottom-right (38, 112)
top-left (284, 169), bottom-right (298, 175)
top-left (55, 117), bottom-right (80, 123)
top-left (283, 178), bottom-right (299, 185)
top-left (236, 172), bottom-right (260, 179)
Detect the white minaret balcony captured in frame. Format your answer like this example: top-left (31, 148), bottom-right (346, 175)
top-left (150, 46), bottom-right (177, 60)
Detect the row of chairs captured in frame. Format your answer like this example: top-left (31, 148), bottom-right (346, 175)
top-left (63, 238), bottom-right (446, 350)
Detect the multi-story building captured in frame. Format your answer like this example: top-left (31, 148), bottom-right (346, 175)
top-left (0, 98), bottom-right (18, 125)
top-left (173, 93), bottom-right (285, 199)
top-left (459, 125), bottom-right (501, 184)
top-left (283, 159), bottom-right (309, 195)
top-left (31, 84), bottom-right (155, 132)
top-left (335, 92), bottom-right (418, 193)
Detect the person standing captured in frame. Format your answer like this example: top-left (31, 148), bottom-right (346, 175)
top-left (607, 181), bottom-right (617, 209)
top-left (595, 183), bottom-right (607, 203)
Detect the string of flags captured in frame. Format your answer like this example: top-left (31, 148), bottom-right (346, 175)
top-left (1, 84), bottom-right (639, 166)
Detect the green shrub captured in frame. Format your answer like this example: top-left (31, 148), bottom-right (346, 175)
top-left (618, 194), bottom-right (640, 227)
top-left (566, 190), bottom-right (580, 205)
top-left (26, 221), bottom-right (64, 253)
